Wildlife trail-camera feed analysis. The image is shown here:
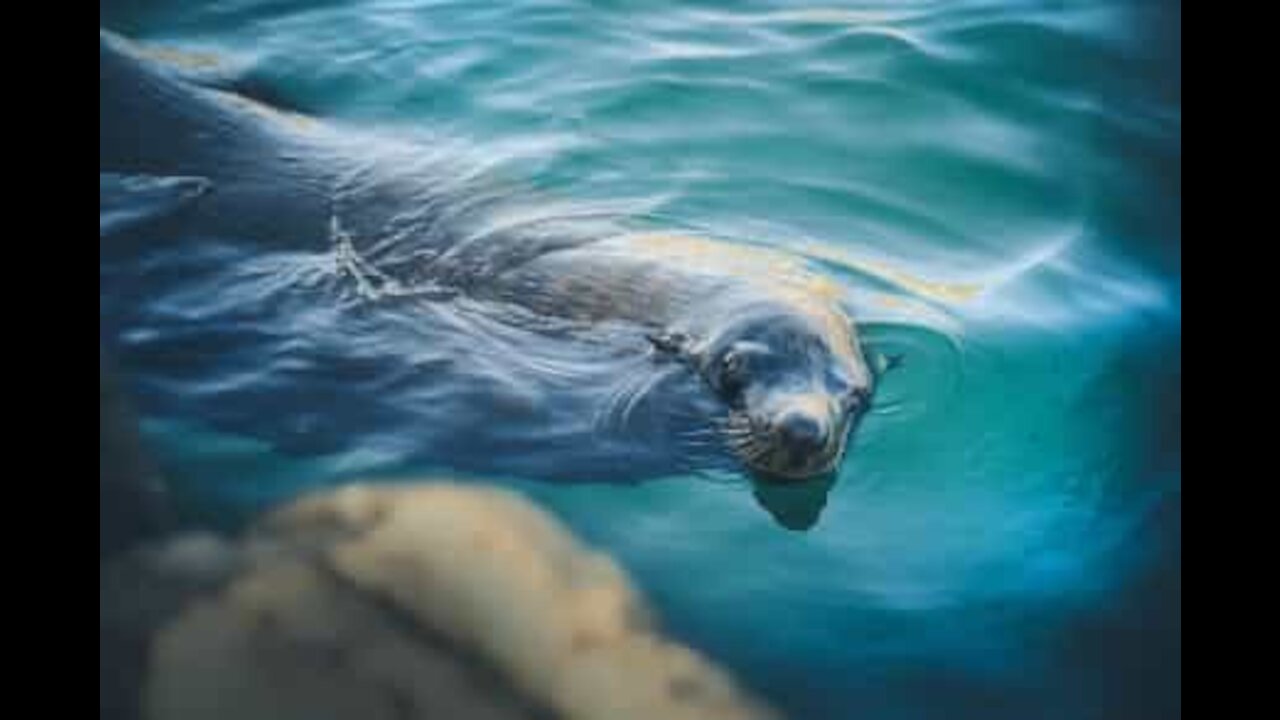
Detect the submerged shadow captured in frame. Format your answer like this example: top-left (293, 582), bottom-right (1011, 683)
top-left (750, 473), bottom-right (837, 532)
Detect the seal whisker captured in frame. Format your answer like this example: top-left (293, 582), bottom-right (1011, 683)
top-left (679, 427), bottom-right (725, 438)
top-left (735, 439), bottom-right (771, 465)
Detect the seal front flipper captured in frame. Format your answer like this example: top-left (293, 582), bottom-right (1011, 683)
top-left (645, 330), bottom-right (700, 363)
top-left (100, 173), bottom-right (212, 238)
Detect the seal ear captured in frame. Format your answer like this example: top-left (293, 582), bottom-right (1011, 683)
top-left (646, 330), bottom-right (695, 360)
top-left (870, 350), bottom-right (905, 378)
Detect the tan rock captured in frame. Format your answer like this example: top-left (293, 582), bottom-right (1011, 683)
top-left (139, 481), bottom-right (776, 720)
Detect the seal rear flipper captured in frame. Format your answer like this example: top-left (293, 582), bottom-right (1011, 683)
top-left (100, 173), bottom-right (212, 238)
top-left (100, 29), bottom-right (238, 86)
top-left (102, 30), bottom-right (303, 114)
top-left (101, 30), bottom-right (282, 178)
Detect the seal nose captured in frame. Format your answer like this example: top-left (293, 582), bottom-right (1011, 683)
top-left (776, 410), bottom-right (828, 455)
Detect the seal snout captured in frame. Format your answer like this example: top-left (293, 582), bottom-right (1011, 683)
top-left (752, 394), bottom-right (844, 480)
top-left (775, 409), bottom-right (829, 457)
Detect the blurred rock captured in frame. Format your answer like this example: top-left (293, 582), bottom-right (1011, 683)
top-left (100, 350), bottom-right (174, 559)
top-left (102, 482), bottom-right (776, 720)
top-left (100, 532), bottom-right (242, 720)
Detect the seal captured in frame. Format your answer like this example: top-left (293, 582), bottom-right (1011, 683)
top-left (99, 31), bottom-right (880, 482)
top-left (483, 232), bottom-right (878, 480)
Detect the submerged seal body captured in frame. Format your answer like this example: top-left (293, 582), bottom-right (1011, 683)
top-left (99, 31), bottom-right (877, 481)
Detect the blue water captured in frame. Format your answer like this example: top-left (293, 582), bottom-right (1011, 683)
top-left (100, 2), bottom-right (1180, 719)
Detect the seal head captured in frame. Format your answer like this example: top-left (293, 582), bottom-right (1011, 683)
top-left (652, 301), bottom-right (873, 480)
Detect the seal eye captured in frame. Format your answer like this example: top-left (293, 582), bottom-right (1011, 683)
top-left (722, 352), bottom-right (741, 375)
top-left (718, 351), bottom-right (748, 395)
top-left (826, 369), bottom-right (853, 396)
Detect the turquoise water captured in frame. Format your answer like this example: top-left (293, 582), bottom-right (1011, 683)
top-left (100, 2), bottom-right (1180, 719)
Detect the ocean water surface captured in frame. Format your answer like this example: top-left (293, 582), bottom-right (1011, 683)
top-left (99, 2), bottom-right (1180, 719)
